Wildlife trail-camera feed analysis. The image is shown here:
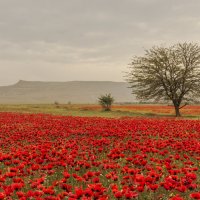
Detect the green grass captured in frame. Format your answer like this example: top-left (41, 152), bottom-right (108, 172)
top-left (0, 104), bottom-right (138, 118)
top-left (0, 104), bottom-right (199, 119)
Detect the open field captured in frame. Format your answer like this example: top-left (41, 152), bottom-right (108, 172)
top-left (0, 104), bottom-right (200, 199)
top-left (0, 113), bottom-right (199, 199)
top-left (1, 104), bottom-right (200, 118)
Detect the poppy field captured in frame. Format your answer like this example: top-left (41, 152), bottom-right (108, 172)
top-left (0, 113), bottom-right (200, 199)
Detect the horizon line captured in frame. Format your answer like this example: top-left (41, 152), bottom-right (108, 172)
top-left (1, 80), bottom-right (127, 87)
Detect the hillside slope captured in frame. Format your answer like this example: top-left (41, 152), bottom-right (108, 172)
top-left (0, 80), bottom-right (136, 104)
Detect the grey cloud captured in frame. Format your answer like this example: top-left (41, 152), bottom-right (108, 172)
top-left (0, 0), bottom-right (200, 85)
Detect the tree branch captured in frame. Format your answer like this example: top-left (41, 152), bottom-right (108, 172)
top-left (179, 103), bottom-right (188, 110)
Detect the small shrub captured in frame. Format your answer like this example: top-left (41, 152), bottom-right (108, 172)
top-left (98, 93), bottom-right (114, 111)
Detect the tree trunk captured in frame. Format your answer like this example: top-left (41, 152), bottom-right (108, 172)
top-left (174, 105), bottom-right (181, 117)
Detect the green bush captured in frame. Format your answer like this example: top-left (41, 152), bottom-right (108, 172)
top-left (98, 94), bottom-right (114, 111)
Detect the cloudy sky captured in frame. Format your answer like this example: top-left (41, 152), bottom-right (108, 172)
top-left (0, 0), bottom-right (200, 85)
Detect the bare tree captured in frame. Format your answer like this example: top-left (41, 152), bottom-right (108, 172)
top-left (127, 43), bottom-right (200, 117)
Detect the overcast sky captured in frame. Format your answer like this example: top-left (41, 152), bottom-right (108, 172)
top-left (0, 0), bottom-right (200, 85)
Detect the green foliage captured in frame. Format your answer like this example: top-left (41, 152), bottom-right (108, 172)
top-left (98, 94), bottom-right (114, 111)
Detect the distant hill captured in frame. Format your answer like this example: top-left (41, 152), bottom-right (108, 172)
top-left (0, 80), bottom-right (136, 104)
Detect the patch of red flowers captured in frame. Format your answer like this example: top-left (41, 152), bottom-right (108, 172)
top-left (0, 113), bottom-right (199, 199)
